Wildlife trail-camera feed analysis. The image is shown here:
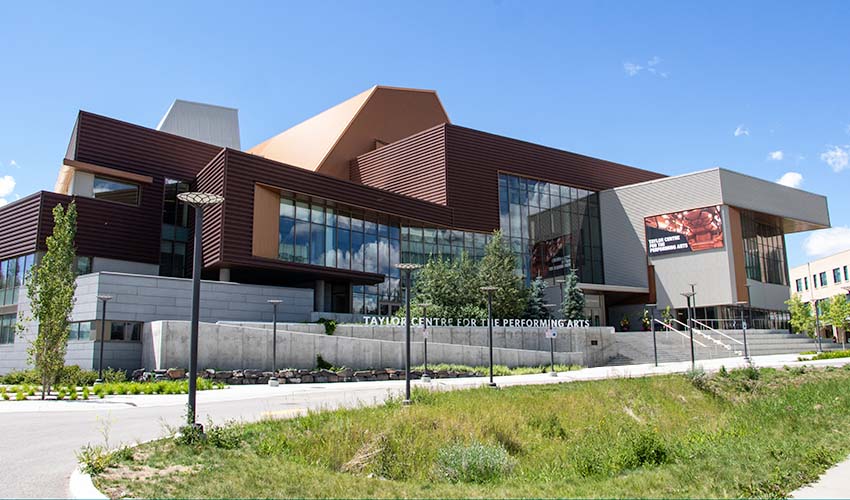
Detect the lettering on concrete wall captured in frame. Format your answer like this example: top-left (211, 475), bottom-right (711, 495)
top-left (362, 316), bottom-right (591, 329)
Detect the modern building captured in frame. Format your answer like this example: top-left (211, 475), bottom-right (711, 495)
top-left (789, 249), bottom-right (850, 308)
top-left (0, 85), bottom-right (832, 373)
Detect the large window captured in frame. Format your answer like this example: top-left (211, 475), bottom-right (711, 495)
top-left (498, 173), bottom-right (604, 284)
top-left (68, 321), bottom-right (94, 341)
top-left (0, 313), bottom-right (15, 344)
top-left (833, 268), bottom-right (842, 284)
top-left (0, 254), bottom-right (35, 306)
top-left (160, 179), bottom-right (191, 277)
top-left (93, 176), bottom-right (140, 206)
top-left (278, 193), bottom-right (491, 314)
top-left (819, 272), bottom-right (828, 287)
top-left (795, 278), bottom-right (803, 293)
top-left (740, 211), bottom-right (788, 286)
top-left (109, 321), bottom-right (142, 341)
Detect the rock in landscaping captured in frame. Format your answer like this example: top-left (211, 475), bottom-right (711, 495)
top-left (214, 371), bottom-right (231, 380)
top-left (243, 369), bottom-right (262, 379)
top-left (166, 368), bottom-right (186, 380)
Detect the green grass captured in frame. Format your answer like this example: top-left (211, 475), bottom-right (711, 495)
top-left (802, 350), bottom-right (850, 361)
top-left (94, 365), bottom-right (850, 498)
top-left (413, 363), bottom-right (580, 376)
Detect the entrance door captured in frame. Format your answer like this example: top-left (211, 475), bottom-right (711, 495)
top-left (584, 293), bottom-right (605, 326)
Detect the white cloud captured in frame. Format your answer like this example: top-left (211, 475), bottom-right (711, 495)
top-left (0, 199), bottom-right (7, 207)
top-left (767, 150), bottom-right (784, 160)
top-left (623, 62), bottom-right (643, 76)
top-left (0, 175), bottom-right (15, 197)
top-left (820, 145), bottom-right (849, 172)
top-left (624, 56), bottom-right (668, 78)
top-left (8, 160), bottom-right (18, 168)
top-left (804, 227), bottom-right (850, 258)
top-left (776, 171), bottom-right (803, 188)
top-left (734, 125), bottom-right (749, 137)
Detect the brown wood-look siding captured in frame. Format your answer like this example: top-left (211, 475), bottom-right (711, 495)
top-left (351, 124), bottom-right (448, 205)
top-left (444, 125), bottom-right (667, 232)
top-left (195, 150), bottom-right (227, 267)
top-left (73, 111), bottom-right (223, 180)
top-left (196, 149), bottom-right (453, 281)
top-left (38, 192), bottom-right (161, 264)
top-left (0, 193), bottom-right (42, 261)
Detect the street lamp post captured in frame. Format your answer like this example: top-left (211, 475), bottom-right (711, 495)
top-left (807, 262), bottom-right (823, 353)
top-left (417, 302), bottom-right (432, 383)
top-left (480, 286), bottom-right (499, 388)
top-left (689, 283), bottom-right (697, 321)
top-left (177, 191), bottom-right (225, 429)
top-left (543, 303), bottom-right (558, 376)
top-left (396, 263), bottom-right (422, 405)
top-left (681, 291), bottom-right (696, 369)
top-left (736, 300), bottom-right (750, 361)
top-left (646, 303), bottom-right (657, 367)
top-left (267, 299), bottom-right (282, 387)
top-left (95, 295), bottom-right (113, 384)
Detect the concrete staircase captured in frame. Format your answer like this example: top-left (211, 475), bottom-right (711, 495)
top-left (611, 328), bottom-right (843, 366)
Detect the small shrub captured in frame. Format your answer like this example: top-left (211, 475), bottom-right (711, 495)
top-left (317, 318), bottom-right (337, 335)
top-left (685, 367), bottom-right (711, 393)
top-left (435, 441), bottom-right (515, 483)
top-left (316, 354), bottom-right (334, 370)
top-left (70, 390), bottom-right (78, 400)
top-left (529, 414), bottom-right (567, 439)
top-left (82, 387), bottom-right (90, 400)
top-left (718, 365), bottom-right (728, 377)
top-left (16, 390), bottom-right (26, 401)
top-left (175, 424), bottom-right (206, 446)
top-left (740, 364), bottom-right (760, 381)
top-left (76, 444), bottom-right (113, 475)
top-left (207, 422), bottom-right (243, 449)
top-left (57, 390), bottom-right (65, 400)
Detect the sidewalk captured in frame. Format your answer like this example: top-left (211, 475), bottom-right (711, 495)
top-left (792, 455), bottom-right (850, 498)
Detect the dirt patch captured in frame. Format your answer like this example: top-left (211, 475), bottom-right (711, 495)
top-left (99, 464), bottom-right (198, 499)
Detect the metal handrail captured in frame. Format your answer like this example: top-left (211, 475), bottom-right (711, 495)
top-left (654, 318), bottom-right (709, 348)
top-left (691, 319), bottom-right (744, 345)
top-left (672, 317), bottom-right (732, 352)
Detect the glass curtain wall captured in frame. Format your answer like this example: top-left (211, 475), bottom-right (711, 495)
top-left (278, 194), bottom-right (491, 315)
top-left (498, 173), bottom-right (604, 285)
top-left (0, 254), bottom-right (35, 306)
top-left (740, 211), bottom-right (789, 286)
top-left (160, 179), bottom-right (191, 277)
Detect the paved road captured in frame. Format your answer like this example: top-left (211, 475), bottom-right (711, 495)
top-left (1, 353), bottom-right (848, 499)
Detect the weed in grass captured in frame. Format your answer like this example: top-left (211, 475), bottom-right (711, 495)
top-left (175, 424), bottom-right (206, 447)
top-left (76, 444), bottom-right (112, 475)
top-left (435, 441), bottom-right (515, 483)
top-left (206, 421), bottom-right (243, 449)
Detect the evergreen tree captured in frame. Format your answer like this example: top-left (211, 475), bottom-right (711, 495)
top-left (786, 293), bottom-right (814, 337)
top-left (23, 202), bottom-right (78, 399)
top-left (412, 252), bottom-right (485, 320)
top-left (478, 230), bottom-right (526, 319)
top-left (523, 275), bottom-right (550, 319)
top-left (560, 268), bottom-right (585, 320)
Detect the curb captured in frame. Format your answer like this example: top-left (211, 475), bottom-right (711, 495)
top-left (69, 466), bottom-right (107, 499)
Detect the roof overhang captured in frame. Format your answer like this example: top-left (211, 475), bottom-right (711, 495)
top-left (55, 159), bottom-right (154, 194)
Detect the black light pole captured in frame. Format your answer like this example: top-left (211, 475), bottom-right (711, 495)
top-left (417, 302), bottom-right (432, 383)
top-left (480, 286), bottom-right (499, 388)
top-left (689, 283), bottom-right (697, 320)
top-left (646, 303), bottom-right (657, 367)
top-left (736, 300), bottom-right (750, 361)
top-left (95, 295), bottom-right (113, 384)
top-left (178, 191), bottom-right (225, 429)
top-left (681, 291), bottom-right (696, 369)
top-left (543, 303), bottom-right (558, 376)
top-left (267, 299), bottom-right (282, 387)
top-left (396, 263), bottom-right (422, 405)
top-left (744, 282), bottom-right (752, 329)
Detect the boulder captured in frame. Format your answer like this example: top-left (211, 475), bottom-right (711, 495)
top-left (243, 369), bottom-right (262, 379)
top-left (166, 368), bottom-right (186, 380)
top-left (214, 371), bottom-right (232, 380)
top-left (132, 369), bottom-right (145, 381)
top-left (337, 368), bottom-right (354, 378)
top-left (301, 375), bottom-right (314, 383)
top-left (203, 369), bottom-right (216, 379)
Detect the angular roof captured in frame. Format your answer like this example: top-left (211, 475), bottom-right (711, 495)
top-left (247, 85), bottom-right (449, 180)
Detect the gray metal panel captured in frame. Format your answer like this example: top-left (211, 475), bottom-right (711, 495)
top-left (718, 169), bottom-right (830, 230)
top-left (156, 100), bottom-right (241, 150)
top-left (601, 169), bottom-right (724, 289)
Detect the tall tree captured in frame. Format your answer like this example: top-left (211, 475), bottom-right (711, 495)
top-left (786, 293), bottom-right (814, 337)
top-left (477, 230), bottom-right (526, 319)
top-left (523, 275), bottom-right (550, 319)
top-left (24, 202), bottom-right (78, 399)
top-left (560, 268), bottom-right (585, 320)
top-left (822, 294), bottom-right (850, 340)
top-left (412, 252), bottom-right (484, 320)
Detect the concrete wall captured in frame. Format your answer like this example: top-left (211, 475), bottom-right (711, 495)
top-left (0, 272), bottom-right (313, 374)
top-left (145, 321), bottom-right (594, 371)
top-left (91, 257), bottom-right (159, 276)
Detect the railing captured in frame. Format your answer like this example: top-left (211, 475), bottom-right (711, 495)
top-left (691, 319), bottom-right (744, 346)
top-left (670, 318), bottom-right (735, 354)
top-left (654, 318), bottom-right (709, 348)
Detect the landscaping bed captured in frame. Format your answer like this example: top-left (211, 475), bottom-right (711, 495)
top-left (92, 364), bottom-right (850, 498)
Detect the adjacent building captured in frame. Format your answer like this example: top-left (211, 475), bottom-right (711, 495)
top-left (789, 249), bottom-right (850, 307)
top-left (0, 86), bottom-right (832, 373)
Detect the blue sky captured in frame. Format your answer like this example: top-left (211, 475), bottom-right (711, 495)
top-left (1, 1), bottom-right (849, 267)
